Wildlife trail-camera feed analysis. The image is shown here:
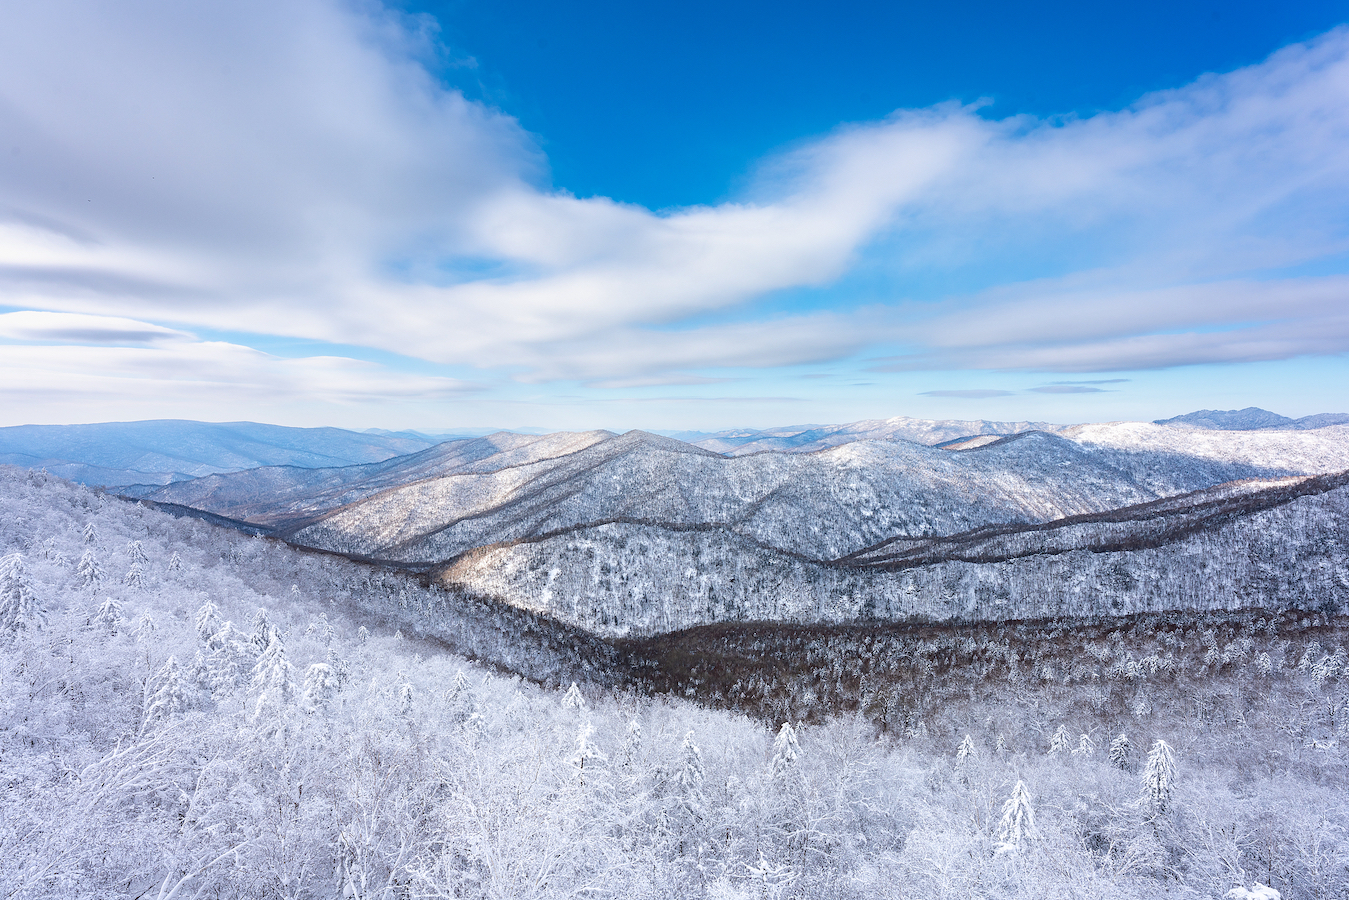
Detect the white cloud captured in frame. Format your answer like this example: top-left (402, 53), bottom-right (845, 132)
top-left (0, 312), bottom-right (480, 425)
top-left (0, 310), bottom-right (193, 344)
top-left (2, 0), bottom-right (1349, 408)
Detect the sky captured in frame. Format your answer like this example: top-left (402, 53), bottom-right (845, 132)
top-left (2, 0), bottom-right (1349, 432)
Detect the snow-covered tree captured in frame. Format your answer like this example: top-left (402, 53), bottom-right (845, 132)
top-left (301, 662), bottom-right (341, 714)
top-left (996, 779), bottom-right (1038, 851)
top-left (126, 539), bottom-right (148, 566)
top-left (93, 594), bottom-right (124, 633)
top-left (250, 607), bottom-right (272, 650)
top-left (143, 655), bottom-right (192, 729)
top-left (1073, 733), bottom-right (1094, 755)
top-left (201, 621), bottom-right (257, 695)
top-left (77, 549), bottom-right (103, 588)
top-left (770, 721), bottom-right (802, 780)
top-left (570, 719), bottom-right (607, 785)
top-left (619, 718), bottom-right (643, 773)
top-left (561, 681), bottom-right (586, 711)
top-left (1109, 733), bottom-right (1131, 770)
top-left (123, 561), bottom-right (145, 588)
top-left (249, 626), bottom-right (296, 722)
top-left (1256, 651), bottom-right (1273, 677)
top-left (1141, 739), bottom-right (1177, 813)
top-left (195, 599), bottom-right (222, 644)
top-left (1049, 724), bottom-right (1071, 754)
top-left (134, 613), bottom-right (156, 643)
top-left (956, 733), bottom-right (976, 763)
top-left (673, 730), bottom-right (705, 816)
top-left (0, 553), bottom-right (46, 635)
top-left (82, 520), bottom-right (97, 543)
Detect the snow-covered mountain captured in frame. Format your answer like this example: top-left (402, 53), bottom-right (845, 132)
top-left (1154, 406), bottom-right (1349, 430)
top-left (125, 430), bottom-right (615, 526)
top-left (443, 471), bottom-right (1349, 637)
top-left (689, 415), bottom-right (1064, 454)
top-left (121, 416), bottom-right (1349, 639)
top-left (6, 466), bottom-right (1348, 900)
top-left (0, 420), bottom-right (440, 486)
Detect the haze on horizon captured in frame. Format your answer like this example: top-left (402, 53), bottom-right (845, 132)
top-left (2, 0), bottom-right (1349, 433)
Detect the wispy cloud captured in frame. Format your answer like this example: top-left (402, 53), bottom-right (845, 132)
top-left (1050, 379), bottom-right (1130, 385)
top-left (919, 389), bottom-right (1015, 399)
top-left (1029, 385), bottom-right (1110, 394)
top-left (3, 0), bottom-right (1349, 417)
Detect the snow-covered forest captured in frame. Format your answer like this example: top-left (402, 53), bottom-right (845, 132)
top-left (3, 465), bottom-right (1347, 898)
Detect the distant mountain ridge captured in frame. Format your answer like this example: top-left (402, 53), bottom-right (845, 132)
top-left (1154, 407), bottom-right (1349, 431)
top-left (12, 410), bottom-right (1349, 639)
top-left (0, 420), bottom-right (438, 486)
top-left (688, 415), bottom-right (1064, 455)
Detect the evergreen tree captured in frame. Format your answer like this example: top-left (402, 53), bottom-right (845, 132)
top-left (561, 681), bottom-right (586, 711)
top-left (1049, 724), bottom-right (1071, 754)
top-left (134, 613), bottom-right (156, 643)
top-left (123, 561), bottom-right (145, 588)
top-left (1109, 733), bottom-right (1131, 770)
top-left (996, 780), bottom-right (1037, 851)
top-left (956, 733), bottom-right (976, 763)
top-left (195, 599), bottom-right (222, 644)
top-left (93, 594), bottom-right (124, 633)
top-left (673, 730), bottom-right (705, 815)
top-left (249, 626), bottom-right (296, 721)
top-left (770, 722), bottom-right (802, 780)
top-left (126, 540), bottom-right (148, 566)
top-left (0, 553), bottom-right (46, 636)
top-left (143, 655), bottom-right (191, 728)
top-left (301, 662), bottom-right (341, 713)
top-left (570, 719), bottom-right (607, 786)
top-left (1073, 733), bottom-right (1094, 755)
top-left (1141, 739), bottom-right (1177, 813)
top-left (201, 621), bottom-right (256, 695)
top-left (77, 549), bottom-right (103, 588)
top-left (250, 608), bottom-right (272, 650)
top-left (81, 521), bottom-right (97, 543)
top-left (167, 551), bottom-right (181, 571)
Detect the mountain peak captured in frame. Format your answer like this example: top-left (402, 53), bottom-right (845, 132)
top-left (1154, 408), bottom-right (1294, 430)
top-left (1155, 408), bottom-right (1349, 431)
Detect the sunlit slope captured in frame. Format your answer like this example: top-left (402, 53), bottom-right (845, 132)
top-left (135, 430), bottom-right (614, 525)
top-left (287, 430), bottom-right (1206, 563)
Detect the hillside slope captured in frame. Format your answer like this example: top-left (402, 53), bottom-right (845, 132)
top-left (130, 430), bottom-right (614, 525)
top-left (441, 471), bottom-right (1349, 638)
top-left (284, 430), bottom-right (1185, 562)
top-left (691, 415), bottom-right (1063, 454)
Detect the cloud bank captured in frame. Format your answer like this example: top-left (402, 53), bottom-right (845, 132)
top-left (2, 0), bottom-right (1348, 419)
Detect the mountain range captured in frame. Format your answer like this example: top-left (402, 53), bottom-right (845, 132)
top-left (0, 420), bottom-right (443, 486)
top-left (103, 409), bottom-right (1349, 638)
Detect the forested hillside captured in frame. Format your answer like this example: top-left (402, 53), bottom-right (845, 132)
top-left (124, 421), bottom-right (1349, 641)
top-left (3, 467), bottom-right (1348, 899)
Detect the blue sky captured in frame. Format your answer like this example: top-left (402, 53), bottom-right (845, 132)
top-left (1, 0), bottom-right (1348, 431)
